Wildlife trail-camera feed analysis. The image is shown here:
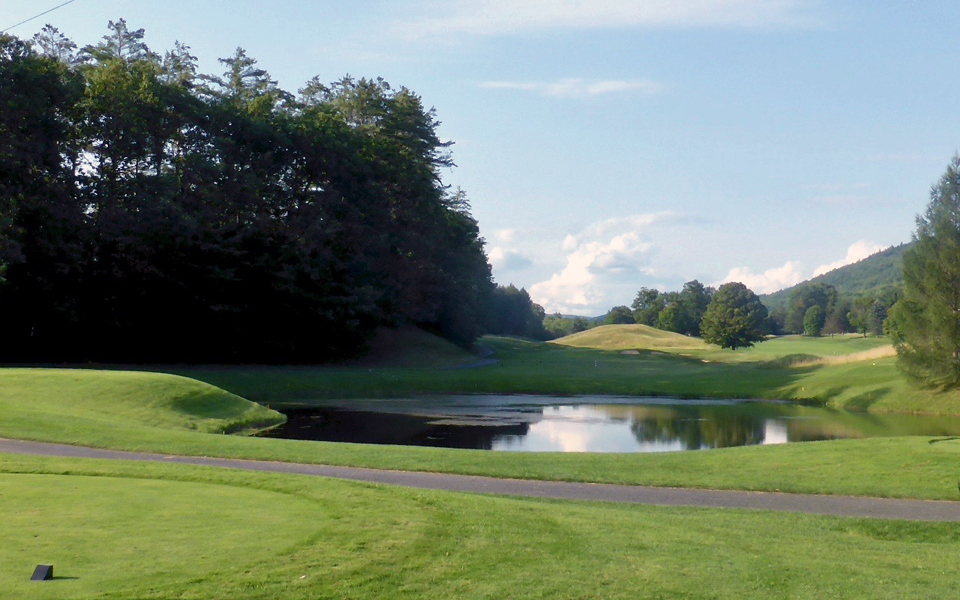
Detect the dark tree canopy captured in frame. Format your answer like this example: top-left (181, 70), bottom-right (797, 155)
top-left (631, 287), bottom-right (664, 326)
top-left (700, 282), bottom-right (768, 350)
top-left (0, 26), bottom-right (493, 362)
top-left (785, 283), bottom-right (837, 334)
top-left (604, 305), bottom-right (636, 325)
top-left (803, 305), bottom-right (825, 337)
top-left (888, 157), bottom-right (960, 387)
top-left (626, 281), bottom-right (714, 336)
top-left (485, 284), bottom-right (548, 340)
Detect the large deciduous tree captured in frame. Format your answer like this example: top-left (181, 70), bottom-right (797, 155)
top-left (0, 24), bottom-right (494, 362)
top-left (803, 305), bottom-right (825, 337)
top-left (700, 282), bottom-right (768, 350)
top-left (887, 157), bottom-right (960, 387)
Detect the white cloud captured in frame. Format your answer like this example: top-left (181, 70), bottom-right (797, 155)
top-left (716, 261), bottom-right (806, 295)
top-left (717, 240), bottom-right (888, 295)
top-left (530, 214), bottom-right (667, 313)
top-left (489, 246), bottom-right (534, 272)
top-left (812, 240), bottom-right (885, 277)
top-left (398, 0), bottom-right (819, 38)
top-left (496, 229), bottom-right (518, 243)
top-left (481, 78), bottom-right (665, 99)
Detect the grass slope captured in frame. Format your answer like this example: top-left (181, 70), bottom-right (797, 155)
top-left (0, 368), bottom-right (284, 445)
top-left (552, 323), bottom-right (709, 351)
top-left (5, 453), bottom-right (960, 600)
top-left (345, 325), bottom-right (480, 368)
top-left (4, 334), bottom-right (960, 501)
top-left (180, 334), bottom-right (960, 415)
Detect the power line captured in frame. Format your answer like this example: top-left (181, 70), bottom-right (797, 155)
top-left (2, 0), bottom-right (80, 34)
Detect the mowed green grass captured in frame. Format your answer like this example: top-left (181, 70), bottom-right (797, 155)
top-left (178, 332), bottom-right (960, 415)
top-left (553, 323), bottom-right (710, 351)
top-left (0, 368), bottom-right (284, 444)
top-left (4, 453), bottom-right (960, 600)
top-left (5, 365), bottom-right (960, 500)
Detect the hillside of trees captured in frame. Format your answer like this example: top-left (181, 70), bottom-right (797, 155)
top-left (762, 243), bottom-right (910, 311)
top-left (0, 23), bottom-right (494, 363)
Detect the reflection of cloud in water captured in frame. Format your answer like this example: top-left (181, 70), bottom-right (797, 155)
top-left (762, 420), bottom-right (788, 445)
top-left (495, 416), bottom-right (684, 453)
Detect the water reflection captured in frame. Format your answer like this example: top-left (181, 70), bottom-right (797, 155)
top-left (261, 396), bottom-right (960, 453)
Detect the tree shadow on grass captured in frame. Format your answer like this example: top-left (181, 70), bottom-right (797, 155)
top-left (841, 387), bottom-right (893, 412)
top-left (928, 437), bottom-right (960, 445)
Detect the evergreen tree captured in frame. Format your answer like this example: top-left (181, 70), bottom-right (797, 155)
top-left (81, 19), bottom-right (157, 64)
top-left (888, 157), bottom-right (960, 386)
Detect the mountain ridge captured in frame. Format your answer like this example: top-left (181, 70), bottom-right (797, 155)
top-left (761, 242), bottom-right (912, 310)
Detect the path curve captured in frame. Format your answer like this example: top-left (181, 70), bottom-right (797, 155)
top-left (2, 438), bottom-right (958, 521)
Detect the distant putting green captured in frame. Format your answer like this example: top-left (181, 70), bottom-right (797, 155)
top-left (4, 453), bottom-right (960, 600)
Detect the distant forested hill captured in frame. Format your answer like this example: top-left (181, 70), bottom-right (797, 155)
top-left (762, 242), bottom-right (911, 311)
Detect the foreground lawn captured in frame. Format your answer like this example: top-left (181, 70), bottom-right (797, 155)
top-left (4, 453), bottom-right (960, 600)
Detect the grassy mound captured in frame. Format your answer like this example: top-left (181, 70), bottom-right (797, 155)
top-left (0, 368), bottom-right (284, 444)
top-left (552, 324), bottom-right (710, 351)
top-left (346, 325), bottom-right (480, 368)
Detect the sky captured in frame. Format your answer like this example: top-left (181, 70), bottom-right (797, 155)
top-left (4, 0), bottom-right (960, 315)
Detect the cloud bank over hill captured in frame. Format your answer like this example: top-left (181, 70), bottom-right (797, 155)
top-left (491, 212), bottom-right (890, 314)
top-left (716, 240), bottom-right (887, 295)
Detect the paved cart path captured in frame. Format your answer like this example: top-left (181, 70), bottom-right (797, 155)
top-left (2, 437), bottom-right (959, 521)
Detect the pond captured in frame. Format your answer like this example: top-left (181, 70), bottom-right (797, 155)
top-left (260, 395), bottom-right (960, 453)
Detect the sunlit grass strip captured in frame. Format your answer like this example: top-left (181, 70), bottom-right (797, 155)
top-left (3, 453), bottom-right (960, 600)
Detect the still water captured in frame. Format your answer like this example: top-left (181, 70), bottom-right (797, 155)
top-left (261, 395), bottom-right (960, 453)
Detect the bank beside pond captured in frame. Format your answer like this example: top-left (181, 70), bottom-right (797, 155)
top-left (177, 334), bottom-right (960, 416)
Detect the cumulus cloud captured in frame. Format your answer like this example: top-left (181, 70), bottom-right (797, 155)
top-left (717, 240), bottom-right (888, 295)
top-left (480, 78), bottom-right (665, 99)
top-left (529, 214), bottom-right (669, 313)
top-left (397, 0), bottom-right (819, 38)
top-left (716, 261), bottom-right (806, 295)
top-left (812, 240), bottom-right (885, 277)
top-left (488, 246), bottom-right (534, 272)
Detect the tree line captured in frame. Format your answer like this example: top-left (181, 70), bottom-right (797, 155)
top-left (0, 21), bottom-right (494, 362)
top-left (767, 282), bottom-right (899, 338)
top-left (609, 281), bottom-right (768, 350)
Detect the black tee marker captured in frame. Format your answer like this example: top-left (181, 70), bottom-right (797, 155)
top-left (31, 565), bottom-right (53, 581)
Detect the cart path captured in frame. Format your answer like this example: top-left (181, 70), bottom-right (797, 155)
top-left (2, 437), bottom-right (959, 521)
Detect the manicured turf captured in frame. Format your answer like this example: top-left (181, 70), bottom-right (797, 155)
top-left (4, 453), bottom-right (960, 600)
top-left (4, 334), bottom-right (960, 598)
top-left (0, 368), bottom-right (284, 442)
top-left (4, 366), bottom-right (960, 499)
top-left (3, 333), bottom-right (960, 500)
top-left (553, 323), bottom-right (710, 351)
top-left (177, 333), bottom-right (960, 415)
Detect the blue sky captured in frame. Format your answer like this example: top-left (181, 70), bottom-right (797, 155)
top-left (5, 0), bottom-right (959, 314)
